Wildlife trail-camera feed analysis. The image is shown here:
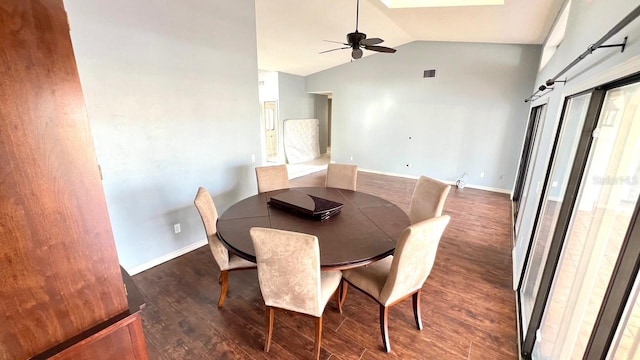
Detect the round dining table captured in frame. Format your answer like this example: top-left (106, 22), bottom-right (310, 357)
top-left (216, 187), bottom-right (410, 270)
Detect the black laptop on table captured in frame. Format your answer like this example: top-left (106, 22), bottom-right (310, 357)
top-left (268, 190), bottom-right (343, 221)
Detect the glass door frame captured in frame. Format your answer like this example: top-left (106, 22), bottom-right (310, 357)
top-left (513, 104), bottom-right (546, 204)
top-left (521, 87), bottom-right (606, 356)
top-left (586, 200), bottom-right (640, 359)
top-left (514, 94), bottom-right (574, 306)
top-left (512, 103), bottom-right (548, 292)
top-left (520, 72), bottom-right (640, 358)
top-left (583, 74), bottom-right (640, 359)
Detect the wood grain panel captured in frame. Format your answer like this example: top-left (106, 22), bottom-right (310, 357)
top-left (0, 1), bottom-right (127, 358)
top-left (50, 313), bottom-right (148, 360)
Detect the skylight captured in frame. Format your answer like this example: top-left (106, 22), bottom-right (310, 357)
top-left (380, 0), bottom-right (504, 8)
top-left (539, 0), bottom-right (571, 69)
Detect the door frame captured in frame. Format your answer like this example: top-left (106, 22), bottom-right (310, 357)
top-left (513, 105), bottom-right (546, 204)
top-left (263, 100), bottom-right (279, 163)
top-left (521, 87), bottom-right (605, 357)
top-left (520, 72), bottom-right (640, 358)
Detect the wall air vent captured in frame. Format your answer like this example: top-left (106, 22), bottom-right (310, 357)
top-left (423, 69), bottom-right (436, 78)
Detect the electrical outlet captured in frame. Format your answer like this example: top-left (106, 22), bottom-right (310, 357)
top-left (480, 172), bottom-right (485, 178)
top-left (251, 154), bottom-right (256, 163)
top-left (350, 156), bottom-right (353, 161)
top-left (174, 223), bottom-right (181, 234)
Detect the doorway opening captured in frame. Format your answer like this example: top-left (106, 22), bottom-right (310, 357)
top-left (285, 93), bottom-right (332, 179)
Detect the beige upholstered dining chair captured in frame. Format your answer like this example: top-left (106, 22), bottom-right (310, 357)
top-left (194, 187), bottom-right (256, 308)
top-left (407, 175), bottom-right (451, 224)
top-left (250, 227), bottom-right (342, 360)
top-left (339, 215), bottom-right (450, 353)
top-left (325, 163), bottom-right (358, 191)
top-left (255, 164), bottom-right (289, 193)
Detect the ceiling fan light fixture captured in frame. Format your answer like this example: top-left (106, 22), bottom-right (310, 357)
top-left (352, 49), bottom-right (363, 59)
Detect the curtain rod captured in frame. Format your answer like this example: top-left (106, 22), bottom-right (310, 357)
top-left (525, 4), bottom-right (640, 102)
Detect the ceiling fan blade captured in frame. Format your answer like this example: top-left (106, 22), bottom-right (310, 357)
top-left (319, 46), bottom-right (350, 54)
top-left (363, 45), bottom-right (396, 53)
top-left (323, 39), bottom-right (348, 45)
top-left (319, 0), bottom-right (393, 59)
top-left (360, 38), bottom-right (383, 46)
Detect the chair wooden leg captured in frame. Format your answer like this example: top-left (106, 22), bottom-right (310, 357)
top-left (412, 290), bottom-right (423, 330)
top-left (218, 270), bottom-right (229, 308)
top-left (379, 305), bottom-right (391, 353)
top-left (335, 286), bottom-right (343, 314)
top-left (339, 280), bottom-right (349, 309)
top-left (314, 316), bottom-right (323, 360)
top-left (264, 306), bottom-right (275, 352)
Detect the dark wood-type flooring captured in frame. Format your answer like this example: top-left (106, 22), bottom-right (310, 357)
top-left (133, 171), bottom-right (517, 359)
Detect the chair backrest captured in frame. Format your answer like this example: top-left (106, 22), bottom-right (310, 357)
top-left (250, 227), bottom-right (323, 317)
top-left (407, 176), bottom-right (451, 224)
top-left (194, 187), bottom-right (230, 270)
top-left (325, 163), bottom-right (358, 191)
top-left (255, 165), bottom-right (289, 193)
top-left (379, 215), bottom-right (450, 306)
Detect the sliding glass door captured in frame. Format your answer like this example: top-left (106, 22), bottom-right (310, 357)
top-left (520, 93), bottom-right (592, 341)
top-left (514, 105), bottom-right (547, 205)
top-left (513, 105), bottom-right (548, 290)
top-left (608, 270), bottom-right (640, 359)
top-left (533, 81), bottom-right (640, 359)
top-left (517, 74), bottom-right (640, 359)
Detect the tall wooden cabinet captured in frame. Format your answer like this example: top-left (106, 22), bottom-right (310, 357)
top-left (0, 1), bottom-right (148, 358)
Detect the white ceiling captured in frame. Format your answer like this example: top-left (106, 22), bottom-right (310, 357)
top-left (255, 0), bottom-right (566, 76)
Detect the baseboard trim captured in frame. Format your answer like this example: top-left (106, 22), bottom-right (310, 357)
top-left (127, 239), bottom-right (208, 276)
top-left (358, 168), bottom-right (513, 195)
top-left (464, 183), bottom-right (512, 195)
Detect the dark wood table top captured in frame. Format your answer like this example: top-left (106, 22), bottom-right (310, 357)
top-left (217, 187), bottom-right (410, 270)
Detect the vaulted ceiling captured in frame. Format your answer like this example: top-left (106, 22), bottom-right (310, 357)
top-left (255, 0), bottom-right (566, 76)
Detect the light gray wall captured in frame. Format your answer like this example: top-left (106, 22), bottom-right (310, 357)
top-left (515, 0), bottom-right (640, 250)
top-left (277, 72), bottom-right (328, 160)
top-left (258, 70), bottom-right (279, 102)
top-left (65, 0), bottom-right (261, 272)
top-left (306, 41), bottom-right (541, 190)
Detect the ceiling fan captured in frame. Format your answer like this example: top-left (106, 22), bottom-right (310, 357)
top-left (320, 0), bottom-right (397, 60)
